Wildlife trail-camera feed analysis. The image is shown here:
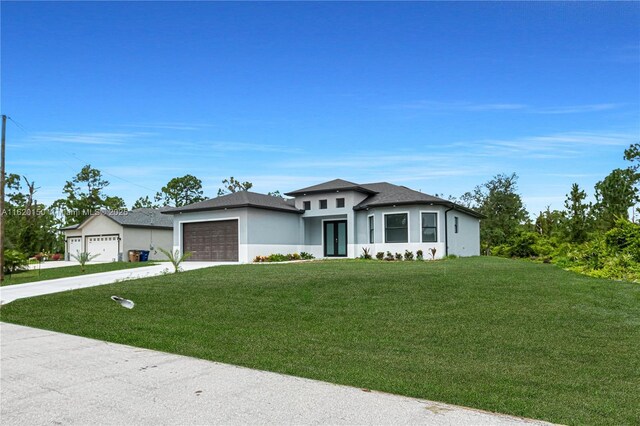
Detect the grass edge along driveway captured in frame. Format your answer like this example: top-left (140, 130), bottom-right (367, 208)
top-left (1, 261), bottom-right (158, 286)
top-left (1, 257), bottom-right (638, 425)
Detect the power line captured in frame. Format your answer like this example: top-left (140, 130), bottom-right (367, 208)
top-left (5, 118), bottom-right (157, 193)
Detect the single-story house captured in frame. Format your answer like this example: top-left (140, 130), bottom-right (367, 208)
top-left (162, 179), bottom-right (483, 263)
top-left (61, 208), bottom-right (174, 262)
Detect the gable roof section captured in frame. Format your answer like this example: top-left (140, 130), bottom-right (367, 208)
top-left (285, 179), bottom-right (377, 196)
top-left (162, 191), bottom-right (302, 214)
top-left (61, 208), bottom-right (174, 231)
top-left (355, 182), bottom-right (485, 218)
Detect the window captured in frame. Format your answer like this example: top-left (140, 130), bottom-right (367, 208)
top-left (421, 212), bottom-right (437, 242)
top-left (454, 216), bottom-right (459, 234)
top-left (319, 199), bottom-right (327, 209)
top-left (336, 198), bottom-right (345, 208)
top-left (303, 201), bottom-right (311, 211)
top-left (368, 215), bottom-right (374, 243)
top-left (385, 213), bottom-right (408, 243)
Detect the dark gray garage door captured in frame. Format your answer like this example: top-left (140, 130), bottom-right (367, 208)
top-left (182, 220), bottom-right (239, 261)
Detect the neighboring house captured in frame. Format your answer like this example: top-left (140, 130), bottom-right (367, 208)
top-left (163, 179), bottom-right (483, 263)
top-left (61, 208), bottom-right (174, 262)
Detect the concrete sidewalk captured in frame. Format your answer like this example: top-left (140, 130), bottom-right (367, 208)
top-left (0, 323), bottom-right (550, 425)
top-left (0, 262), bottom-right (228, 304)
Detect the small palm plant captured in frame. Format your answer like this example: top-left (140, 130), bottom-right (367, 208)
top-left (70, 251), bottom-right (100, 272)
top-left (158, 247), bottom-right (192, 273)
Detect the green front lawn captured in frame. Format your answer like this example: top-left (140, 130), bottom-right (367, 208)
top-left (1, 261), bottom-right (157, 286)
top-left (1, 258), bottom-right (638, 425)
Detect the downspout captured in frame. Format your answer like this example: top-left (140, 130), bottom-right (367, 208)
top-left (444, 205), bottom-right (454, 257)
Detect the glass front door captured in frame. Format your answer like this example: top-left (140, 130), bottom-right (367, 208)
top-left (324, 220), bottom-right (347, 257)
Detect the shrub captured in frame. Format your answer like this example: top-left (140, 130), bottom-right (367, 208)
top-left (395, 252), bottom-right (403, 261)
top-left (70, 251), bottom-right (102, 273)
top-left (428, 248), bottom-right (437, 260)
top-left (51, 253), bottom-right (62, 261)
top-left (253, 255), bottom-right (267, 263)
top-left (361, 247), bottom-right (372, 260)
top-left (3, 249), bottom-right (29, 274)
top-left (385, 251), bottom-right (395, 261)
top-left (300, 252), bottom-right (315, 260)
top-left (404, 250), bottom-right (414, 261)
top-left (416, 250), bottom-right (423, 261)
top-left (376, 252), bottom-right (384, 260)
top-left (267, 253), bottom-right (288, 262)
top-left (509, 232), bottom-right (539, 258)
top-left (288, 253), bottom-right (302, 261)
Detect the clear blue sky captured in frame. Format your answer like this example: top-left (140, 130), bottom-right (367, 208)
top-left (2, 1), bottom-right (639, 216)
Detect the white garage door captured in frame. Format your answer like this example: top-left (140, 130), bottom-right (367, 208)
top-left (86, 235), bottom-right (119, 262)
top-left (67, 237), bottom-right (82, 260)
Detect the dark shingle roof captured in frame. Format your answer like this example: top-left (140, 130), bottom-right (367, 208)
top-left (107, 208), bottom-right (174, 228)
top-left (162, 191), bottom-right (302, 214)
top-left (60, 208), bottom-right (174, 231)
top-left (355, 182), bottom-right (485, 218)
top-left (285, 179), bottom-right (377, 196)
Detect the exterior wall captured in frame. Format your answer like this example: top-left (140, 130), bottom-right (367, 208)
top-left (122, 227), bottom-right (174, 261)
top-left (294, 191), bottom-right (367, 258)
top-left (446, 210), bottom-right (480, 256)
top-left (245, 208), bottom-right (302, 260)
top-left (354, 205), bottom-right (446, 259)
top-left (168, 200), bottom-right (480, 263)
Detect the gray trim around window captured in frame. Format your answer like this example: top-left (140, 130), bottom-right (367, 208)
top-left (421, 212), bottom-right (438, 242)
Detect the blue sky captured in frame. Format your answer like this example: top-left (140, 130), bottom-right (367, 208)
top-left (2, 1), bottom-right (639, 216)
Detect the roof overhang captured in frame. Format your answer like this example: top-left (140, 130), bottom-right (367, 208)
top-left (354, 201), bottom-right (485, 219)
top-left (162, 204), bottom-right (303, 215)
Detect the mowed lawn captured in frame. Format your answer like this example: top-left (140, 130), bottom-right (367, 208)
top-left (1, 261), bottom-right (158, 286)
top-left (1, 257), bottom-right (638, 425)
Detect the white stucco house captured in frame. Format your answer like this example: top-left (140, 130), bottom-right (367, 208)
top-left (162, 179), bottom-right (483, 263)
top-left (61, 208), bottom-right (174, 262)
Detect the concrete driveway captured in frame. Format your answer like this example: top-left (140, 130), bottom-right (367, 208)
top-left (0, 323), bottom-right (550, 425)
top-left (0, 262), bottom-right (230, 305)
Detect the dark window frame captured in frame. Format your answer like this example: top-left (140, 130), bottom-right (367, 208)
top-left (454, 216), bottom-right (459, 233)
top-left (319, 199), bottom-right (328, 209)
top-left (336, 198), bottom-right (345, 208)
top-left (368, 215), bottom-right (374, 244)
top-left (303, 201), bottom-right (311, 211)
top-left (384, 213), bottom-right (408, 243)
top-left (421, 212), bottom-right (438, 243)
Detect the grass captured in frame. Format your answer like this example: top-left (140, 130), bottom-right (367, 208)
top-left (1, 261), bottom-right (158, 286)
top-left (1, 257), bottom-right (638, 425)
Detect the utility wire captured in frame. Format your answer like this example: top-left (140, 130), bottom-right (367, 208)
top-left (5, 117), bottom-right (157, 193)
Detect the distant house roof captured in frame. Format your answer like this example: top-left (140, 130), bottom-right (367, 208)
top-left (162, 191), bottom-right (301, 214)
top-left (285, 179), bottom-right (377, 196)
top-left (355, 182), bottom-right (484, 218)
top-left (60, 208), bottom-right (174, 231)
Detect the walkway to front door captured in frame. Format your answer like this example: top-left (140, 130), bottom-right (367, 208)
top-left (324, 220), bottom-right (347, 257)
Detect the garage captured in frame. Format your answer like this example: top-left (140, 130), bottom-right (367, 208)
top-left (183, 220), bottom-right (238, 261)
top-left (86, 235), bottom-right (119, 262)
top-left (67, 237), bottom-right (82, 258)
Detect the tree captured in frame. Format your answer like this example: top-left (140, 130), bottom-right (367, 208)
top-left (624, 143), bottom-right (640, 170)
top-left (594, 168), bottom-right (639, 230)
top-left (462, 173), bottom-right (529, 253)
top-left (563, 183), bottom-right (591, 243)
top-left (267, 190), bottom-right (283, 198)
top-left (132, 195), bottom-right (158, 209)
top-left (217, 177), bottom-right (252, 196)
top-left (534, 206), bottom-right (565, 239)
top-left (52, 165), bottom-right (126, 226)
top-left (3, 174), bottom-right (63, 255)
top-left (154, 175), bottom-right (205, 207)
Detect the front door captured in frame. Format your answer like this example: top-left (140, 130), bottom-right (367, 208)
top-left (324, 220), bottom-right (347, 257)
